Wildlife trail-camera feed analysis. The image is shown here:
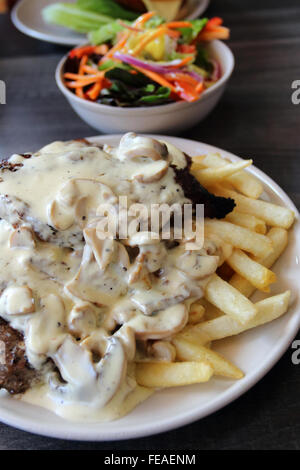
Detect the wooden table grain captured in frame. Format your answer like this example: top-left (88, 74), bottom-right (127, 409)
top-left (0, 0), bottom-right (299, 450)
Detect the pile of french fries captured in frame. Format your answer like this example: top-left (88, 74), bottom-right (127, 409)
top-left (136, 152), bottom-right (295, 388)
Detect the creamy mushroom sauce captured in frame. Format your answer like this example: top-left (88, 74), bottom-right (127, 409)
top-left (0, 133), bottom-right (223, 422)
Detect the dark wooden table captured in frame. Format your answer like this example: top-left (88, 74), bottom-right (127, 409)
top-left (0, 0), bottom-right (299, 450)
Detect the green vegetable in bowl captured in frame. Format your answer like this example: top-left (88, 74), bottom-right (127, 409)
top-left (42, 0), bottom-right (138, 33)
top-left (76, 0), bottom-right (138, 21)
top-left (62, 14), bottom-right (229, 106)
top-left (43, 3), bottom-right (112, 32)
top-left (88, 20), bottom-right (128, 44)
top-left (100, 68), bottom-right (172, 107)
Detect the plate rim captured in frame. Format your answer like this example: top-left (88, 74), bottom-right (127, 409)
top-left (0, 134), bottom-right (299, 441)
top-left (11, 0), bottom-right (210, 46)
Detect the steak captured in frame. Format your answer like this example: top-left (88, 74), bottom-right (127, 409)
top-left (171, 155), bottom-right (236, 219)
top-left (0, 317), bottom-right (37, 394)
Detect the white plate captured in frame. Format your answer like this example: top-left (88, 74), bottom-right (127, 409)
top-left (0, 135), bottom-right (299, 441)
top-left (11, 0), bottom-right (85, 46)
top-left (11, 0), bottom-right (210, 46)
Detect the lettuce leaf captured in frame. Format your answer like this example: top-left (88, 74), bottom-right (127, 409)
top-left (76, 0), bottom-right (138, 21)
top-left (179, 18), bottom-right (208, 44)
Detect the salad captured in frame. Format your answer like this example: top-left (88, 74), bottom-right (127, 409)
top-left (63, 13), bottom-right (229, 107)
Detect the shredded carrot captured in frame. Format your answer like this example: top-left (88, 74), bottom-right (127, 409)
top-left (66, 76), bottom-right (103, 88)
top-left (64, 73), bottom-right (90, 80)
top-left (131, 27), bottom-right (167, 56)
top-left (198, 26), bottom-right (229, 41)
top-left (86, 79), bottom-right (103, 100)
top-left (133, 11), bottom-right (155, 28)
top-left (118, 20), bottom-right (143, 32)
top-left (165, 72), bottom-right (199, 86)
top-left (166, 21), bottom-right (193, 29)
top-left (167, 29), bottom-right (181, 39)
top-left (79, 55), bottom-right (88, 73)
top-left (102, 31), bottom-right (130, 61)
top-left (195, 82), bottom-right (204, 94)
top-left (74, 55), bottom-right (89, 98)
top-left (168, 56), bottom-right (195, 68)
top-left (204, 17), bottom-right (223, 31)
top-left (173, 80), bottom-right (199, 102)
top-left (64, 71), bottom-right (104, 80)
top-left (133, 65), bottom-right (177, 93)
top-left (76, 88), bottom-right (84, 98)
top-left (69, 46), bottom-right (96, 59)
top-left (177, 44), bottom-right (196, 54)
top-left (82, 64), bottom-right (99, 74)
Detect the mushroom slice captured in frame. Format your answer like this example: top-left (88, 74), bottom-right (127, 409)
top-left (139, 243), bottom-right (167, 273)
top-left (162, 140), bottom-right (188, 169)
top-left (118, 242), bottom-right (130, 271)
top-left (57, 179), bottom-right (78, 207)
top-left (26, 294), bottom-right (66, 368)
top-left (53, 335), bottom-right (96, 389)
top-left (118, 133), bottom-right (168, 161)
top-left (68, 302), bottom-right (97, 339)
top-left (9, 226), bottom-right (35, 249)
top-left (132, 160), bottom-right (168, 183)
top-left (149, 341), bottom-right (176, 362)
top-left (80, 328), bottom-right (109, 357)
top-left (128, 253), bottom-right (147, 285)
top-left (66, 244), bottom-right (127, 305)
top-left (51, 335), bottom-right (126, 408)
top-left (175, 251), bottom-right (219, 280)
top-left (49, 179), bottom-right (117, 231)
top-left (0, 286), bottom-right (35, 315)
top-left (75, 178), bottom-right (117, 206)
top-left (47, 199), bottom-right (75, 231)
top-left (72, 179), bottom-right (117, 227)
top-left (83, 227), bottom-right (115, 270)
top-left (125, 231), bottom-right (160, 247)
top-left (128, 303), bottom-right (188, 340)
top-left (131, 284), bottom-right (190, 316)
top-left (102, 298), bottom-right (137, 332)
top-left (94, 336), bottom-right (127, 405)
top-left (130, 267), bottom-right (191, 315)
top-left (74, 196), bottom-right (88, 229)
top-left (114, 325), bottom-right (136, 362)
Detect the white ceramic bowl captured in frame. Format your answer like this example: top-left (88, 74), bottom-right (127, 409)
top-left (0, 135), bottom-right (299, 441)
top-left (55, 40), bottom-right (234, 134)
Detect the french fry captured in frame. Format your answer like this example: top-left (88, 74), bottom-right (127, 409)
top-left (227, 249), bottom-right (277, 292)
top-left (187, 291), bottom-right (291, 341)
top-left (173, 337), bottom-right (244, 379)
top-left (202, 300), bottom-right (224, 321)
top-left (191, 156), bottom-right (205, 170)
top-left (204, 274), bottom-right (257, 324)
top-left (205, 219), bottom-right (273, 258)
top-left (193, 153), bottom-right (263, 198)
top-left (188, 302), bottom-right (205, 324)
top-left (225, 211), bottom-right (267, 234)
top-left (230, 227), bottom-right (288, 297)
top-left (205, 232), bottom-right (233, 265)
top-left (227, 172), bottom-right (263, 199)
top-left (193, 160), bottom-right (252, 186)
top-left (136, 361), bottom-right (213, 388)
top-left (210, 185), bottom-right (295, 229)
top-left (192, 155), bottom-right (206, 164)
top-left (187, 298), bottom-right (222, 322)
